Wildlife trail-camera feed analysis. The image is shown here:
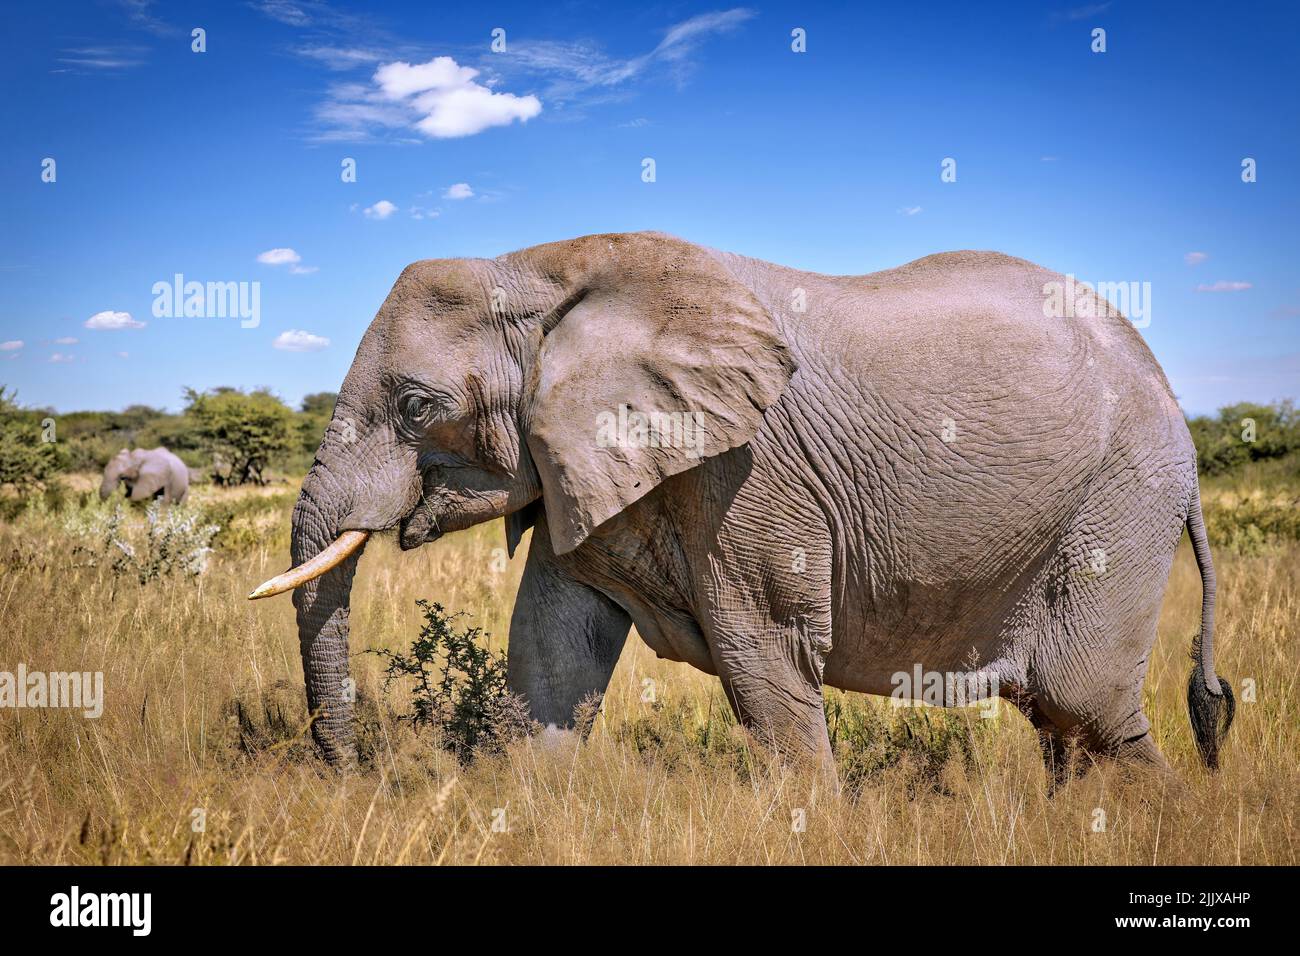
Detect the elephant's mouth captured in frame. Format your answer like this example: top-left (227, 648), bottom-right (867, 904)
top-left (248, 474), bottom-right (458, 600)
top-left (398, 508), bottom-right (444, 550)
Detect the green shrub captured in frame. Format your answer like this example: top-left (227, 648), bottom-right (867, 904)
top-left (56, 406), bottom-right (196, 471)
top-left (614, 693), bottom-right (753, 773)
top-left (201, 490), bottom-right (295, 553)
top-left (1202, 492), bottom-right (1300, 556)
top-left (612, 687), bottom-right (993, 794)
top-left (827, 692), bottom-right (992, 796)
top-left (372, 601), bottom-right (536, 763)
top-left (1188, 401), bottom-right (1300, 476)
top-left (0, 387), bottom-right (65, 495)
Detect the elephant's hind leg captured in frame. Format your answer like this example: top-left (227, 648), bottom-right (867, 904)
top-left (1024, 470), bottom-right (1186, 781)
top-left (1011, 692), bottom-right (1087, 792)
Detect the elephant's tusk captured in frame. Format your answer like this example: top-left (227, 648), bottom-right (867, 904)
top-left (247, 530), bottom-right (370, 600)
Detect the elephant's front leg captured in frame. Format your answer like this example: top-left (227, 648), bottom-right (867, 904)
top-left (507, 518), bottom-right (632, 729)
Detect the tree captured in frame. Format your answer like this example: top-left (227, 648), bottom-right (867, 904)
top-left (0, 387), bottom-right (65, 492)
top-left (300, 392), bottom-right (337, 417)
top-left (184, 387), bottom-right (295, 485)
top-left (1187, 400), bottom-right (1300, 475)
top-left (298, 391), bottom-right (337, 455)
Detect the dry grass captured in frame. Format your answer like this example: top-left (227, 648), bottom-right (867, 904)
top-left (0, 479), bottom-right (1295, 865)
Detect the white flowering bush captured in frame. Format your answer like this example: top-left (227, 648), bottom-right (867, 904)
top-left (65, 500), bottom-right (220, 584)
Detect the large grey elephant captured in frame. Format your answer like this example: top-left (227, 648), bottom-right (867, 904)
top-left (100, 447), bottom-right (189, 504)
top-left (250, 231), bottom-right (1233, 782)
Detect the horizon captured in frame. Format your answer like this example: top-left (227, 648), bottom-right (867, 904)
top-left (2, 0), bottom-right (1297, 417)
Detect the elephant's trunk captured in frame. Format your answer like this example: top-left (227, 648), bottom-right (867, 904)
top-left (286, 466), bottom-right (368, 766)
top-left (99, 463), bottom-right (121, 500)
top-left (249, 396), bottom-right (418, 767)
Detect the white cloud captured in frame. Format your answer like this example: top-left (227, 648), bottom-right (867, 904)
top-left (443, 182), bottom-right (474, 200)
top-left (1196, 280), bottom-right (1252, 293)
top-left (409, 206), bottom-right (441, 220)
top-left (373, 56), bottom-right (542, 138)
top-left (499, 8), bottom-right (755, 107)
top-left (85, 310), bottom-right (145, 330)
top-left (259, 247), bottom-right (317, 273)
top-left (116, 351), bottom-right (129, 359)
top-left (273, 329), bottom-right (331, 352)
top-left (253, 0), bottom-right (312, 26)
top-left (898, 206), bottom-right (923, 216)
top-left (258, 247), bottom-right (302, 266)
top-left (0, 340), bottom-right (22, 351)
top-left (116, 0), bottom-right (175, 35)
top-left (57, 43), bottom-right (148, 71)
top-left (659, 8), bottom-right (754, 53)
top-left (49, 353), bottom-right (75, 363)
top-left (1184, 251), bottom-right (1209, 266)
top-left (1062, 3), bottom-right (1112, 20)
top-left (313, 83), bottom-right (413, 142)
top-left (296, 45), bottom-right (385, 70)
top-left (305, 10), bottom-right (749, 142)
top-left (363, 199), bottom-right (397, 219)
top-left (54, 336), bottom-right (78, 345)
top-left (375, 57), bottom-right (477, 98)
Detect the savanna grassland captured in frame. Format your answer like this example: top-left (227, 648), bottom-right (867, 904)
top-left (0, 466), bottom-right (1296, 866)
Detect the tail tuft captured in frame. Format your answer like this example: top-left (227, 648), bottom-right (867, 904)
top-left (1185, 483), bottom-right (1232, 770)
top-left (1187, 636), bottom-right (1235, 770)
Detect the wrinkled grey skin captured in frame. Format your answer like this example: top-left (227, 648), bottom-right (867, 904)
top-left (291, 231), bottom-right (1232, 780)
top-left (100, 447), bottom-right (189, 504)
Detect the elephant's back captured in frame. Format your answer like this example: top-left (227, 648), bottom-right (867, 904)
top-left (153, 447), bottom-right (187, 470)
top-left (727, 250), bottom-right (1177, 441)
top-left (717, 248), bottom-right (1172, 399)
top-left (715, 246), bottom-right (1191, 488)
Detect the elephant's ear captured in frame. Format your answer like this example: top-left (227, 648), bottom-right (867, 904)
top-left (523, 239), bottom-right (795, 555)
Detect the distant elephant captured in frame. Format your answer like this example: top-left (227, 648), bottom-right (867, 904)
top-left (250, 232), bottom-right (1233, 783)
top-left (100, 447), bottom-right (189, 504)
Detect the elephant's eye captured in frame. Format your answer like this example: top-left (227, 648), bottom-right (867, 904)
top-left (403, 394), bottom-right (435, 425)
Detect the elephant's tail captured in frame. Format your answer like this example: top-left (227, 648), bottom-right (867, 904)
top-left (1185, 482), bottom-right (1234, 770)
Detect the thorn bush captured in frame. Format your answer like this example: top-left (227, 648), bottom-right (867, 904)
top-left (372, 601), bottom-right (536, 763)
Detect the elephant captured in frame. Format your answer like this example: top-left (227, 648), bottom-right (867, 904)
top-left (249, 231), bottom-right (1234, 783)
top-left (99, 447), bottom-right (189, 505)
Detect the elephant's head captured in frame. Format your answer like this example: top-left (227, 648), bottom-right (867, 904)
top-left (250, 231), bottom-right (795, 764)
top-left (100, 448), bottom-right (141, 499)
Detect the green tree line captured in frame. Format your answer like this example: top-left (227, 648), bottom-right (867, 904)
top-left (2, 386), bottom-right (1297, 493)
top-left (0, 385), bottom-right (336, 489)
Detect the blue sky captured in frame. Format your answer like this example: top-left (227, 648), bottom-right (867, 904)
top-left (1, 0), bottom-right (1296, 416)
